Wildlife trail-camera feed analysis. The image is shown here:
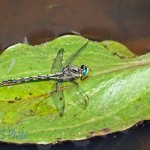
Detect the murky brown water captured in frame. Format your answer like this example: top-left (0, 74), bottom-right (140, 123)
top-left (0, 0), bottom-right (150, 149)
top-left (0, 0), bottom-right (150, 54)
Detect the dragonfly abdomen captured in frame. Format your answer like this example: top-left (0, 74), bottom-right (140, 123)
top-left (0, 74), bottom-right (58, 86)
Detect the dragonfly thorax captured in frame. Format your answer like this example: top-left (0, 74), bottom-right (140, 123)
top-left (60, 65), bottom-right (81, 81)
top-left (58, 64), bottom-right (88, 82)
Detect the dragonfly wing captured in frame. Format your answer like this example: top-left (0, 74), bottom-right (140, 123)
top-left (64, 41), bottom-right (89, 66)
top-left (70, 81), bottom-right (89, 109)
top-left (52, 82), bottom-right (65, 116)
top-left (51, 48), bottom-right (64, 74)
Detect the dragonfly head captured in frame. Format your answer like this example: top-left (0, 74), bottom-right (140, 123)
top-left (81, 65), bottom-right (89, 77)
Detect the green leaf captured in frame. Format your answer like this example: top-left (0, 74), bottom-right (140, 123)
top-left (0, 35), bottom-right (149, 144)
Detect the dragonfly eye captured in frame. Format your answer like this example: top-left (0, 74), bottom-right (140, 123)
top-left (81, 65), bottom-right (88, 76)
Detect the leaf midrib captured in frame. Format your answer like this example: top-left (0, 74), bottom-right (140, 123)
top-left (93, 59), bottom-right (150, 77)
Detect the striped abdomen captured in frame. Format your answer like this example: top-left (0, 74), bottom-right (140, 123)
top-left (0, 74), bottom-right (60, 86)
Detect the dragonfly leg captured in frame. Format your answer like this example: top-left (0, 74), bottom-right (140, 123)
top-left (55, 81), bottom-right (58, 92)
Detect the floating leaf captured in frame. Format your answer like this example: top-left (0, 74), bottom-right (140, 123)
top-left (0, 35), bottom-right (149, 144)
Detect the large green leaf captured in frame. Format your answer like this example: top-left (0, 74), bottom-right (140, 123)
top-left (0, 35), bottom-right (149, 144)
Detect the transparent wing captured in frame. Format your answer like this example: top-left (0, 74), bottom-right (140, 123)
top-left (51, 48), bottom-right (64, 74)
top-left (64, 41), bottom-right (89, 66)
top-left (70, 81), bottom-right (89, 109)
top-left (52, 82), bottom-right (65, 116)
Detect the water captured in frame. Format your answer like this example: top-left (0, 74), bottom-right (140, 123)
top-left (0, 0), bottom-right (150, 149)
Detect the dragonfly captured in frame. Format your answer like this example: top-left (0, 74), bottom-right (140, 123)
top-left (0, 41), bottom-right (89, 116)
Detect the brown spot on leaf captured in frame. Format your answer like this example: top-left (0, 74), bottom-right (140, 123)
top-left (90, 131), bottom-right (96, 135)
top-left (29, 92), bottom-right (33, 95)
top-left (101, 128), bottom-right (110, 133)
top-left (88, 128), bottom-right (110, 137)
top-left (15, 97), bottom-right (22, 101)
top-left (113, 52), bottom-right (125, 59)
top-left (8, 101), bottom-right (14, 103)
top-left (29, 109), bottom-right (35, 115)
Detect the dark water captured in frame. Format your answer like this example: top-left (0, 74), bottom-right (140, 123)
top-left (0, 0), bottom-right (150, 149)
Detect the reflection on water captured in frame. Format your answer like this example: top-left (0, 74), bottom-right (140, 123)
top-left (0, 0), bottom-right (150, 149)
